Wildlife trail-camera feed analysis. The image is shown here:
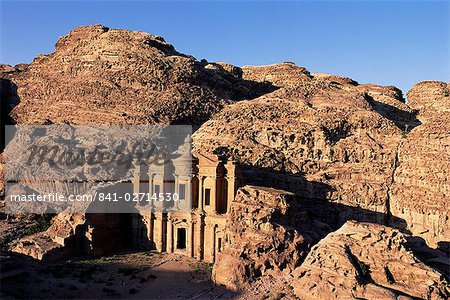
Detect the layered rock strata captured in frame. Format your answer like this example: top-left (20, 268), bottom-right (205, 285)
top-left (292, 221), bottom-right (449, 300)
top-left (213, 185), bottom-right (331, 290)
top-left (194, 64), bottom-right (409, 230)
top-left (390, 81), bottom-right (450, 247)
top-left (1, 25), bottom-right (273, 126)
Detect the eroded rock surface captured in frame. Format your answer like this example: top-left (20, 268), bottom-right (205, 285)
top-left (213, 185), bottom-right (329, 291)
top-left (193, 64), bottom-right (449, 249)
top-left (292, 221), bottom-right (449, 300)
top-left (1, 25), bottom-right (273, 126)
top-left (194, 64), bottom-right (409, 229)
top-left (390, 81), bottom-right (450, 247)
top-left (11, 213), bottom-right (88, 261)
top-left (0, 24), bottom-right (448, 299)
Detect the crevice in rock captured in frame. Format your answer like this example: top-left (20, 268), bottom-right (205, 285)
top-left (344, 244), bottom-right (373, 284)
top-left (364, 93), bottom-right (421, 131)
top-left (384, 265), bottom-right (395, 284)
top-left (384, 137), bottom-right (403, 226)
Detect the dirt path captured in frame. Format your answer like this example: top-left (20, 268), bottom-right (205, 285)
top-left (1, 251), bottom-right (238, 299)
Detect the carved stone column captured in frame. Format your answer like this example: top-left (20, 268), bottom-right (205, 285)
top-left (187, 175), bottom-right (192, 211)
top-left (210, 175), bottom-right (217, 214)
top-left (167, 217), bottom-right (173, 253)
top-left (174, 174), bottom-right (179, 210)
top-left (188, 219), bottom-right (194, 257)
top-left (148, 213), bottom-right (155, 250)
top-left (225, 161), bottom-right (238, 214)
top-left (154, 213), bottom-right (163, 252)
top-left (196, 213), bottom-right (204, 260)
top-left (198, 176), bottom-right (204, 211)
top-left (133, 162), bottom-right (141, 195)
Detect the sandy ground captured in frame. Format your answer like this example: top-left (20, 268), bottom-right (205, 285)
top-left (1, 251), bottom-right (240, 299)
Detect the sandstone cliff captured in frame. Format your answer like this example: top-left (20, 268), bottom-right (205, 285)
top-left (193, 63), bottom-right (411, 230)
top-left (213, 187), bottom-right (449, 299)
top-left (292, 221), bottom-right (449, 300)
top-left (193, 63), bottom-right (449, 250)
top-left (389, 81), bottom-right (450, 247)
top-left (1, 25), bottom-right (272, 126)
top-left (212, 186), bottom-right (330, 290)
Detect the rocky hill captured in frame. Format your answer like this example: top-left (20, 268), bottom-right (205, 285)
top-left (1, 25), bottom-right (273, 126)
top-left (292, 221), bottom-right (448, 299)
top-left (193, 63), bottom-right (449, 248)
top-left (390, 81), bottom-right (450, 247)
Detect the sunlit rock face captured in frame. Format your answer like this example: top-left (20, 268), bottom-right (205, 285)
top-left (193, 63), bottom-right (449, 249)
top-left (194, 63), bottom-right (407, 231)
top-left (0, 24), bottom-right (448, 299)
top-left (212, 186), bottom-right (330, 290)
top-left (2, 25), bottom-right (447, 249)
top-left (292, 221), bottom-right (449, 300)
top-left (390, 81), bottom-right (450, 247)
top-left (1, 25), bottom-right (273, 126)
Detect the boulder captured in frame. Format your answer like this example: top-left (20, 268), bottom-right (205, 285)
top-left (292, 221), bottom-right (449, 300)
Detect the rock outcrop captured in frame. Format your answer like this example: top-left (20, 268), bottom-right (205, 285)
top-left (11, 213), bottom-right (88, 261)
top-left (193, 63), bottom-right (409, 230)
top-left (1, 25), bottom-right (273, 126)
top-left (193, 63), bottom-right (449, 249)
top-left (390, 81), bottom-right (450, 247)
top-left (407, 81), bottom-right (449, 117)
top-left (292, 221), bottom-right (449, 300)
top-left (2, 26), bottom-right (448, 249)
top-left (213, 185), bottom-right (330, 290)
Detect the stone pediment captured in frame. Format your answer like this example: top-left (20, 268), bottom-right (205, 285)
top-left (195, 153), bottom-right (222, 168)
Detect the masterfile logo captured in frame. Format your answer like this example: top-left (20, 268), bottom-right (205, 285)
top-left (4, 125), bottom-right (193, 214)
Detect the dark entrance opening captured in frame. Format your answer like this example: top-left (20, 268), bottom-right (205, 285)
top-left (204, 188), bottom-right (211, 206)
top-left (176, 228), bottom-right (187, 250)
top-left (218, 237), bottom-right (222, 253)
